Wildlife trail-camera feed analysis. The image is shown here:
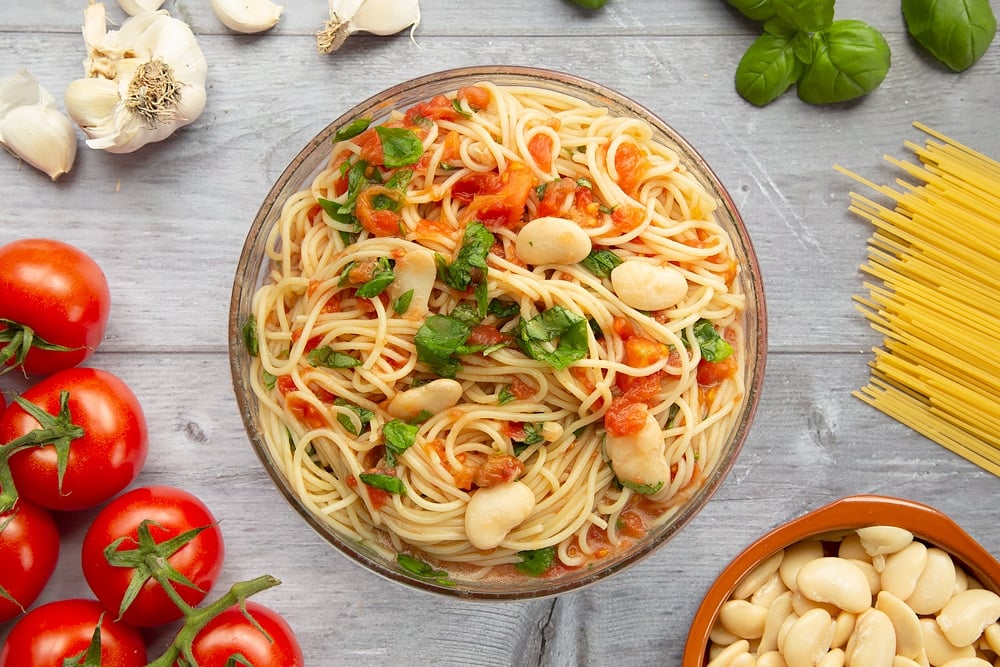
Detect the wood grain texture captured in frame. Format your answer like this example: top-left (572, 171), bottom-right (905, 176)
top-left (3, 1), bottom-right (1000, 665)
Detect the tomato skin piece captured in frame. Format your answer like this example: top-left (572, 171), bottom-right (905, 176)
top-left (0, 239), bottom-right (111, 376)
top-left (0, 598), bottom-right (147, 667)
top-left (0, 367), bottom-right (148, 511)
top-left (81, 485), bottom-right (225, 628)
top-left (184, 601), bottom-right (304, 667)
top-left (0, 499), bottom-right (60, 623)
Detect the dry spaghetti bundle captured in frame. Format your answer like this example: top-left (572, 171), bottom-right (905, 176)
top-left (836, 122), bottom-right (1000, 476)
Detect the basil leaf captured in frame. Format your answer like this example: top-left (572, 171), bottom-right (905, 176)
top-left (383, 419), bottom-right (419, 466)
top-left (376, 127), bottom-right (423, 168)
top-left (335, 399), bottom-right (374, 436)
top-left (262, 370), bottom-right (278, 391)
top-left (438, 222), bottom-right (495, 291)
top-left (392, 289), bottom-right (414, 315)
top-left (726, 0), bottom-right (776, 22)
top-left (451, 98), bottom-right (473, 118)
top-left (450, 301), bottom-right (485, 328)
top-left (359, 472), bottom-right (407, 495)
top-left (355, 258), bottom-right (395, 298)
top-left (334, 117), bottom-right (371, 142)
top-left (620, 479), bottom-right (665, 495)
top-left (396, 553), bottom-right (455, 585)
top-left (515, 306), bottom-right (589, 370)
top-left (772, 0), bottom-right (834, 32)
top-left (512, 423), bottom-right (544, 454)
top-left (515, 547), bottom-right (556, 577)
top-left (763, 16), bottom-right (798, 39)
top-left (308, 346), bottom-right (361, 368)
top-left (498, 386), bottom-right (516, 405)
top-left (796, 20), bottom-right (891, 105)
top-left (902, 0), bottom-right (997, 72)
top-left (735, 31), bottom-right (804, 106)
top-left (241, 316), bottom-right (258, 357)
top-left (415, 315), bottom-right (472, 378)
top-left (488, 298), bottom-right (520, 319)
top-left (579, 248), bottom-right (623, 278)
top-left (692, 319), bottom-right (734, 363)
top-left (385, 168), bottom-right (414, 191)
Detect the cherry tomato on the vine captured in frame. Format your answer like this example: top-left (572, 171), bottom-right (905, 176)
top-left (82, 485), bottom-right (225, 628)
top-left (0, 367), bottom-right (148, 511)
top-left (184, 601), bottom-right (304, 667)
top-left (0, 598), bottom-right (147, 667)
top-left (0, 238), bottom-right (111, 377)
top-left (0, 499), bottom-right (59, 623)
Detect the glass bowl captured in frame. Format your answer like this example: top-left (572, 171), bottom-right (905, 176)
top-left (229, 65), bottom-right (767, 599)
top-left (683, 494), bottom-right (1000, 665)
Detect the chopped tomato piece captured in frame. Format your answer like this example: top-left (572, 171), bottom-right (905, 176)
top-left (451, 172), bottom-right (503, 203)
top-left (473, 455), bottom-right (525, 488)
top-left (405, 94), bottom-right (461, 124)
top-left (277, 375), bottom-right (297, 395)
top-left (467, 324), bottom-right (509, 347)
top-left (624, 336), bottom-right (670, 368)
top-left (286, 396), bottom-right (326, 430)
top-left (457, 86), bottom-right (490, 111)
top-left (355, 186), bottom-right (403, 237)
top-left (697, 355), bottom-right (738, 386)
top-left (617, 510), bottom-right (647, 539)
top-left (612, 316), bottom-right (637, 340)
top-left (528, 134), bottom-right (554, 172)
top-left (460, 162), bottom-right (534, 230)
top-left (611, 203), bottom-right (645, 233)
top-left (509, 376), bottom-right (536, 400)
top-left (290, 329), bottom-right (323, 352)
top-left (537, 178), bottom-right (577, 217)
top-left (604, 400), bottom-right (648, 437)
top-left (614, 142), bottom-right (647, 196)
top-left (355, 128), bottom-right (384, 165)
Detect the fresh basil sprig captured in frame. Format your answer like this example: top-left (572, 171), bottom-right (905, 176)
top-left (902, 0), bottom-right (996, 72)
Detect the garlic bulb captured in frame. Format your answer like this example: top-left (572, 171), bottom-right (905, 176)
top-left (317, 0), bottom-right (421, 54)
top-left (64, 2), bottom-right (208, 154)
top-left (116, 0), bottom-right (166, 16)
top-left (0, 70), bottom-right (77, 181)
top-left (210, 0), bottom-right (284, 34)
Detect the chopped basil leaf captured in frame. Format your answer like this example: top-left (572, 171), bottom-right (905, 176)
top-left (666, 403), bottom-right (680, 428)
top-left (579, 249), bottom-right (623, 279)
top-left (308, 346), bottom-right (362, 369)
top-left (411, 410), bottom-right (433, 423)
top-left (620, 479), bottom-right (665, 495)
top-left (334, 117), bottom-right (371, 142)
top-left (512, 422), bottom-right (544, 454)
top-left (383, 419), bottom-right (419, 466)
top-left (415, 314), bottom-right (472, 378)
top-left (396, 553), bottom-right (455, 585)
top-left (450, 301), bottom-right (484, 328)
top-left (358, 472), bottom-right (407, 495)
top-left (576, 177), bottom-right (593, 189)
top-left (338, 261), bottom-right (356, 287)
top-left (535, 182), bottom-right (549, 199)
top-left (241, 316), bottom-right (258, 357)
top-left (691, 318), bottom-right (734, 362)
top-left (355, 257), bottom-right (395, 298)
top-left (488, 298), bottom-right (520, 319)
top-left (437, 222), bottom-right (494, 291)
top-left (515, 306), bottom-right (589, 370)
top-left (451, 98), bottom-right (473, 119)
top-left (335, 399), bottom-right (374, 435)
top-left (262, 370), bottom-right (278, 391)
top-left (371, 192), bottom-right (401, 211)
top-left (392, 289), bottom-right (414, 315)
top-left (376, 126), bottom-right (424, 168)
top-left (588, 318), bottom-right (604, 339)
top-left (515, 547), bottom-right (556, 577)
top-left (385, 168), bottom-right (413, 191)
top-left (498, 386), bottom-right (515, 405)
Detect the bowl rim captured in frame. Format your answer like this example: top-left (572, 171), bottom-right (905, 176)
top-left (681, 493), bottom-right (1000, 665)
top-left (228, 64), bottom-right (769, 600)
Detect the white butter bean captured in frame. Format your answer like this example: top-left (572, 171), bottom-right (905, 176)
top-left (387, 378), bottom-right (463, 420)
top-left (796, 557), bottom-right (873, 614)
top-left (818, 648), bottom-right (845, 667)
top-left (464, 481), bottom-right (536, 550)
top-left (730, 653), bottom-right (756, 667)
top-left (720, 599), bottom-right (769, 640)
top-left (711, 621), bottom-right (742, 647)
top-left (937, 589), bottom-right (1000, 648)
top-left (848, 559), bottom-right (882, 597)
top-left (907, 548), bottom-right (958, 615)
top-left (735, 550), bottom-right (785, 600)
top-left (515, 216), bottom-right (592, 266)
top-left (780, 540), bottom-right (825, 593)
top-left (610, 259), bottom-right (688, 312)
top-left (857, 526), bottom-right (914, 558)
top-left (759, 592), bottom-right (794, 654)
top-left (881, 541), bottom-right (928, 601)
top-left (831, 611), bottom-right (856, 650)
top-left (839, 534), bottom-right (873, 563)
top-left (756, 651), bottom-right (788, 667)
top-left (792, 591), bottom-right (840, 618)
top-left (875, 590), bottom-right (923, 660)
top-left (780, 607), bottom-right (834, 667)
top-left (604, 412), bottom-right (670, 490)
top-left (920, 618), bottom-right (976, 666)
top-left (937, 659), bottom-right (992, 667)
top-left (984, 622), bottom-right (1000, 654)
top-left (707, 640), bottom-right (751, 667)
top-left (387, 244), bottom-right (437, 320)
top-left (845, 608), bottom-right (896, 667)
top-left (893, 657), bottom-right (923, 667)
top-left (752, 572), bottom-right (791, 609)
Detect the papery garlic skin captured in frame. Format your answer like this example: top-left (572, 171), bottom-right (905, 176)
top-left (0, 70), bottom-right (77, 181)
top-left (210, 0), bottom-right (284, 34)
top-left (117, 0), bottom-right (166, 16)
top-left (317, 0), bottom-right (421, 53)
top-left (65, 2), bottom-right (208, 154)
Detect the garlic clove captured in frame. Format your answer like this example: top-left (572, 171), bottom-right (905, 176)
top-left (317, 0), bottom-right (421, 53)
top-left (116, 0), bottom-right (166, 16)
top-left (0, 105), bottom-right (78, 181)
top-left (210, 0), bottom-right (284, 34)
top-left (64, 77), bottom-right (121, 130)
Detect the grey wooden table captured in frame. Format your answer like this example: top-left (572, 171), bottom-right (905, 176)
top-left (3, 1), bottom-right (999, 665)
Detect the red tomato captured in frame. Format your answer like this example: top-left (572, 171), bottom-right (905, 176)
top-left (184, 601), bottom-right (304, 667)
top-left (0, 598), bottom-right (147, 667)
top-left (0, 367), bottom-right (148, 511)
top-left (82, 485), bottom-right (225, 628)
top-left (0, 239), bottom-right (111, 376)
top-left (0, 499), bottom-right (60, 623)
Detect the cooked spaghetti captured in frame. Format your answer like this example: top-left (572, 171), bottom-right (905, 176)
top-left (246, 81), bottom-right (748, 580)
top-left (838, 122), bottom-right (1000, 477)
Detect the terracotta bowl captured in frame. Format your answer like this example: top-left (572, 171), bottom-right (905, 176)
top-left (683, 494), bottom-right (1000, 665)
